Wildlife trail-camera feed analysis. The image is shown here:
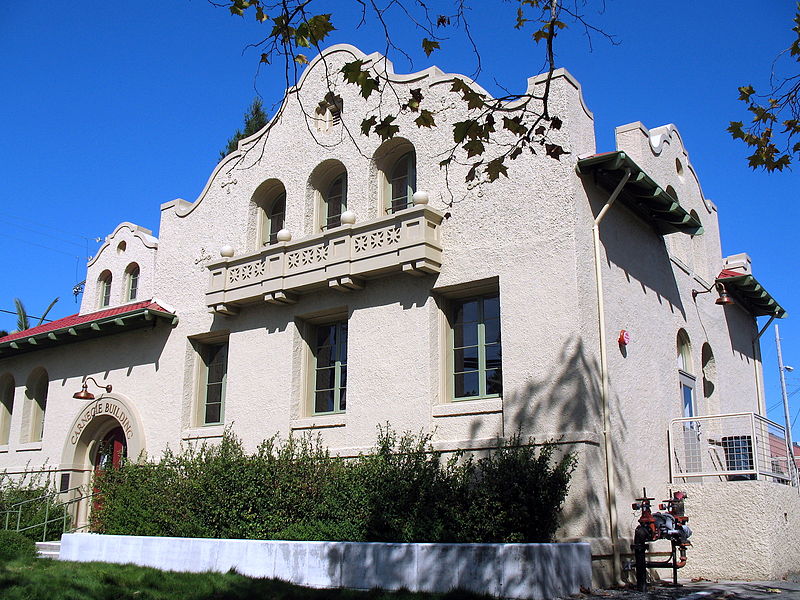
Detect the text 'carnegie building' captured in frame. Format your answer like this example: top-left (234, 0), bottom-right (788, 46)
top-left (0, 45), bottom-right (795, 581)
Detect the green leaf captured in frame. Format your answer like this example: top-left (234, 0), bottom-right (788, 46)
top-left (374, 116), bottom-right (400, 141)
top-left (738, 85), bottom-right (756, 102)
top-left (437, 15), bottom-right (450, 27)
top-left (361, 116), bottom-right (377, 136)
top-left (422, 38), bottom-right (440, 57)
top-left (415, 110), bottom-right (436, 128)
top-left (294, 54), bottom-right (309, 64)
top-left (340, 60), bottom-right (379, 99)
top-left (260, 53), bottom-right (270, 64)
top-left (306, 14), bottom-right (335, 44)
top-left (485, 157), bottom-right (508, 182)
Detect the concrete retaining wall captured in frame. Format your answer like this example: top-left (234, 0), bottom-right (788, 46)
top-left (60, 534), bottom-right (591, 599)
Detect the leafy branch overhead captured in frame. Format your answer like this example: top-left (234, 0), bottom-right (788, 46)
top-left (729, 3), bottom-right (800, 172)
top-left (216, 1), bottom-right (615, 184)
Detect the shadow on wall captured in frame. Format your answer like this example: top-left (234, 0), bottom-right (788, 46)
top-left (721, 305), bottom-right (757, 361)
top-left (455, 336), bottom-right (635, 540)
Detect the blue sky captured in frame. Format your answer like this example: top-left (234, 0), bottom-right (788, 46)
top-left (1, 2), bottom-right (798, 436)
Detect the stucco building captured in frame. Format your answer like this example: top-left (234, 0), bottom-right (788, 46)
top-left (0, 45), bottom-right (796, 581)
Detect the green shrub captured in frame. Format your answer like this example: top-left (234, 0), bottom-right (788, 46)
top-left (93, 427), bottom-right (576, 544)
top-left (0, 529), bottom-right (38, 562)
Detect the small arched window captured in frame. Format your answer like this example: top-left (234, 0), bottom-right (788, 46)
top-left (25, 368), bottom-right (48, 443)
top-left (263, 193), bottom-right (286, 245)
top-left (125, 263), bottom-right (140, 301)
top-left (0, 374), bottom-right (14, 446)
top-left (677, 330), bottom-right (696, 418)
top-left (98, 271), bottom-right (113, 308)
top-left (323, 173), bottom-right (347, 230)
top-left (387, 152), bottom-right (416, 214)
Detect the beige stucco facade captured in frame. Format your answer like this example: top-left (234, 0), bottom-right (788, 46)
top-left (0, 44), bottom-right (796, 582)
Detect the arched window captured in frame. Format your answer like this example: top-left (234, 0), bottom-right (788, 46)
top-left (263, 192), bottom-right (286, 245)
top-left (0, 374), bottom-right (14, 445)
top-left (387, 152), bottom-right (416, 214)
top-left (677, 330), bottom-right (696, 418)
top-left (98, 270), bottom-right (112, 308)
top-left (323, 173), bottom-right (347, 230)
top-left (125, 263), bottom-right (140, 301)
top-left (25, 369), bottom-right (48, 443)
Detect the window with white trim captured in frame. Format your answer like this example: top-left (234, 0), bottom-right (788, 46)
top-left (198, 341), bottom-right (227, 426)
top-left (387, 152), bottom-right (416, 214)
top-left (449, 294), bottom-right (502, 400)
top-left (311, 320), bottom-right (348, 414)
top-left (125, 263), bottom-right (140, 301)
top-left (98, 270), bottom-right (112, 308)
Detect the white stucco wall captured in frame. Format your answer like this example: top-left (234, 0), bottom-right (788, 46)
top-left (0, 44), bottom-right (792, 583)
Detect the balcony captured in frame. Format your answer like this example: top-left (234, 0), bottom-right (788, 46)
top-left (207, 205), bottom-right (444, 313)
top-left (669, 412), bottom-right (795, 485)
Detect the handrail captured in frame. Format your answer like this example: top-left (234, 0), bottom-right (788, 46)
top-left (1, 485), bottom-right (98, 541)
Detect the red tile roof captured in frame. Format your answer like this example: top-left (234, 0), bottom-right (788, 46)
top-left (0, 301), bottom-right (173, 343)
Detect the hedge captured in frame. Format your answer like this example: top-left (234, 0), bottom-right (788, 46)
top-left (93, 427), bottom-right (576, 543)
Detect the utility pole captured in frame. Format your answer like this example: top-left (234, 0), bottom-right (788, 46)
top-left (775, 323), bottom-right (796, 486)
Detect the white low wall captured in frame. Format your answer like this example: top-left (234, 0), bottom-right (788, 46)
top-left (60, 534), bottom-right (591, 599)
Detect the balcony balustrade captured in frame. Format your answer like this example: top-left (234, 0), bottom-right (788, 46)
top-left (669, 412), bottom-right (795, 485)
top-left (207, 205), bottom-right (444, 314)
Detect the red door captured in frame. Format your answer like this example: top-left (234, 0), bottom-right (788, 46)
top-left (92, 427), bottom-right (127, 523)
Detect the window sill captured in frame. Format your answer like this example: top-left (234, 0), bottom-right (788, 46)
top-left (291, 414), bottom-right (347, 430)
top-left (0, 444), bottom-right (8, 453)
top-left (17, 442), bottom-right (43, 452)
top-left (432, 398), bottom-right (502, 418)
top-left (182, 425), bottom-right (225, 441)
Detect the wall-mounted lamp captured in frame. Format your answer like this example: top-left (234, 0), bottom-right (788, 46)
top-left (73, 377), bottom-right (112, 400)
top-left (714, 285), bottom-right (735, 306)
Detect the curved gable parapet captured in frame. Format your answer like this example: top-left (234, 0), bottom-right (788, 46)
top-left (88, 222), bottom-right (158, 267)
top-left (161, 44), bottom-right (590, 220)
top-left (616, 121), bottom-right (713, 214)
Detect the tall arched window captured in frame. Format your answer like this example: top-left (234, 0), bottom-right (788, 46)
top-left (323, 173), bottom-right (347, 230)
top-left (387, 152), bottom-right (416, 214)
top-left (263, 192), bottom-right (286, 245)
top-left (0, 374), bottom-right (14, 445)
top-left (125, 263), bottom-right (140, 301)
top-left (677, 330), bottom-right (695, 418)
top-left (99, 270), bottom-right (112, 308)
top-left (25, 368), bottom-right (48, 443)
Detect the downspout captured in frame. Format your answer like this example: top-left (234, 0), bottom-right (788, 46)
top-left (753, 316), bottom-right (775, 417)
top-left (591, 168), bottom-right (631, 583)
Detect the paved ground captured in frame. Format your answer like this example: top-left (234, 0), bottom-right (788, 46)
top-left (580, 579), bottom-right (800, 600)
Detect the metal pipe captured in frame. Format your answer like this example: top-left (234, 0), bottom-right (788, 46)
top-left (592, 168), bottom-right (632, 582)
top-left (776, 324), bottom-right (797, 486)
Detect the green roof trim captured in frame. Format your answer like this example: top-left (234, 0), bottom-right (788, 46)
top-left (716, 272), bottom-right (787, 319)
top-left (0, 307), bottom-right (176, 358)
top-left (576, 151), bottom-right (704, 236)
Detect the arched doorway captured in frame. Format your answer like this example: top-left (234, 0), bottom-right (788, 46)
top-left (93, 426), bottom-right (127, 472)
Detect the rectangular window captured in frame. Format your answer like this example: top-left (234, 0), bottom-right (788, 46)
top-left (312, 321), bottom-right (347, 414)
top-left (450, 294), bottom-right (502, 400)
top-left (200, 342), bottom-right (227, 425)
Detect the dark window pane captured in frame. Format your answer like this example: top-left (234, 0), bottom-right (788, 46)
top-left (454, 322), bottom-right (478, 348)
top-left (317, 325), bottom-right (335, 348)
top-left (316, 367), bottom-right (336, 391)
top-left (339, 388), bottom-right (346, 411)
top-left (486, 369), bottom-right (503, 395)
top-left (315, 390), bottom-right (335, 413)
top-left (454, 371), bottom-right (480, 399)
top-left (486, 343), bottom-right (502, 370)
top-left (205, 403), bottom-right (221, 424)
top-left (454, 346), bottom-right (479, 372)
top-left (484, 318), bottom-right (501, 344)
top-left (340, 366), bottom-right (347, 390)
top-left (316, 345), bottom-right (333, 368)
top-left (483, 295), bottom-right (500, 319)
top-left (454, 300), bottom-right (479, 324)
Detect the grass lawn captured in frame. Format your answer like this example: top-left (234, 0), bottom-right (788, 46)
top-left (0, 557), bottom-right (495, 600)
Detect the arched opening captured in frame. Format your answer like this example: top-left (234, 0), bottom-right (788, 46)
top-left (98, 270), bottom-right (113, 308)
top-left (309, 160), bottom-right (347, 232)
top-left (125, 263), bottom-right (140, 302)
top-left (252, 179), bottom-right (287, 247)
top-left (374, 138), bottom-right (416, 214)
top-left (0, 373), bottom-right (14, 445)
top-left (24, 368), bottom-right (48, 443)
top-left (676, 330), bottom-right (696, 418)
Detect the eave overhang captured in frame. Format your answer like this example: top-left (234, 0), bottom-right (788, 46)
top-left (0, 303), bottom-right (177, 358)
top-left (716, 270), bottom-right (787, 319)
top-left (576, 151), bottom-right (704, 235)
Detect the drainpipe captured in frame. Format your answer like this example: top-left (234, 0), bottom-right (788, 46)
top-left (591, 168), bottom-right (631, 583)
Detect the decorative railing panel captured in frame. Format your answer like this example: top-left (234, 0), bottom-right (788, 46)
top-left (207, 206), bottom-right (443, 313)
top-left (669, 412), bottom-right (793, 484)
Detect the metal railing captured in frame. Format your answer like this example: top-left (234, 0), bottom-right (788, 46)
top-left (2, 486), bottom-right (96, 541)
top-left (669, 412), bottom-right (793, 484)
